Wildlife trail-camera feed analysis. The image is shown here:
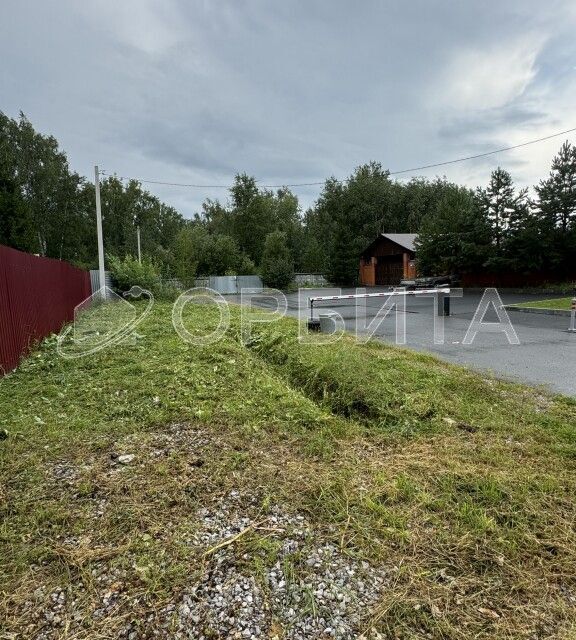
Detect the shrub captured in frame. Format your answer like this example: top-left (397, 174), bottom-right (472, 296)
top-left (108, 255), bottom-right (161, 294)
top-left (154, 281), bottom-right (181, 301)
top-left (237, 254), bottom-right (257, 275)
top-left (260, 231), bottom-right (294, 289)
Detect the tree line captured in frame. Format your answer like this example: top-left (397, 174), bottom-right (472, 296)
top-left (417, 145), bottom-right (576, 280)
top-left (1, 112), bottom-right (575, 287)
top-left (0, 113), bottom-right (184, 271)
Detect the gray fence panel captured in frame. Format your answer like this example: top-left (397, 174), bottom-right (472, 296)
top-left (294, 273), bottom-right (328, 286)
top-left (236, 275), bottom-right (263, 291)
top-left (90, 270), bottom-right (112, 294)
top-left (208, 276), bottom-right (238, 295)
top-left (196, 275), bottom-right (265, 294)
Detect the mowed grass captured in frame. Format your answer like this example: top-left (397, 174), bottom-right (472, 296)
top-left (1, 301), bottom-right (576, 638)
top-left (513, 297), bottom-right (573, 311)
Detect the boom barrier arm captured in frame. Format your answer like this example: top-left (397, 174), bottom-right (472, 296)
top-left (308, 288), bottom-right (451, 320)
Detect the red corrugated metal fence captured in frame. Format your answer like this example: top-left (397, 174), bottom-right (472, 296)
top-left (0, 244), bottom-right (91, 374)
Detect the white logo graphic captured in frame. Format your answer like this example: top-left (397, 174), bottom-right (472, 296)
top-left (57, 286), bottom-right (154, 358)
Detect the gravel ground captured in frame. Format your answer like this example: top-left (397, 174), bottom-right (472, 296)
top-left (157, 491), bottom-right (389, 639)
top-left (22, 493), bottom-right (388, 639)
top-left (10, 425), bottom-right (389, 639)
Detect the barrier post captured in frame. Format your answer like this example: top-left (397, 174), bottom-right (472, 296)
top-left (307, 298), bottom-right (321, 332)
top-left (569, 297), bottom-right (576, 333)
top-left (436, 290), bottom-right (450, 317)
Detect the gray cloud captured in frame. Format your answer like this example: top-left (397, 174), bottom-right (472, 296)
top-left (1, 0), bottom-right (575, 216)
top-left (438, 107), bottom-right (550, 142)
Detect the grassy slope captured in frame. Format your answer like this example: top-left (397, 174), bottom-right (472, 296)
top-left (513, 297), bottom-right (573, 310)
top-left (1, 302), bottom-right (576, 638)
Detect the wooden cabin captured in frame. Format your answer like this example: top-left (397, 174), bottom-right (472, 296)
top-left (359, 233), bottom-right (417, 286)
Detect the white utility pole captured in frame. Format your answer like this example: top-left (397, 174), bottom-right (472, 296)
top-left (136, 225), bottom-right (142, 263)
top-left (94, 165), bottom-right (106, 300)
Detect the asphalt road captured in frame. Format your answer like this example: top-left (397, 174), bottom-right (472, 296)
top-left (234, 287), bottom-right (576, 397)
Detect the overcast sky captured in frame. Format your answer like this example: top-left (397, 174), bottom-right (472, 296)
top-left (1, 0), bottom-right (576, 216)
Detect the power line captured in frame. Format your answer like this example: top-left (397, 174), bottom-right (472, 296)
top-left (108, 126), bottom-right (576, 190)
top-left (387, 126), bottom-right (576, 176)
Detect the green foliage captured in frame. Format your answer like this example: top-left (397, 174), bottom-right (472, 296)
top-left (171, 223), bottom-right (257, 279)
top-left (260, 230), bottom-right (294, 289)
top-left (328, 224), bottom-right (361, 285)
top-left (477, 167), bottom-right (523, 250)
top-left (237, 253), bottom-right (257, 275)
top-left (416, 187), bottom-right (491, 275)
top-left (0, 177), bottom-right (34, 250)
top-left (310, 163), bottom-right (473, 285)
top-left (201, 234), bottom-right (242, 276)
top-left (314, 166), bottom-right (391, 285)
top-left (536, 141), bottom-right (576, 233)
top-left (2, 112), bottom-right (576, 285)
top-left (416, 149), bottom-right (576, 280)
top-left (171, 226), bottom-right (199, 287)
top-left (154, 282), bottom-right (182, 301)
top-left (108, 254), bottom-right (161, 294)
top-left (189, 175), bottom-right (304, 277)
top-left (534, 141), bottom-right (576, 273)
top-left (0, 111), bottom-right (91, 260)
top-left (229, 175), bottom-right (278, 265)
top-left (95, 176), bottom-right (184, 273)
top-left (301, 236), bottom-right (328, 273)
top-left (0, 111), bottom-right (184, 270)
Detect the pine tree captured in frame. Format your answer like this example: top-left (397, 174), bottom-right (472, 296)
top-left (535, 141), bottom-right (576, 233)
top-left (506, 186), bottom-right (531, 234)
top-left (478, 168), bottom-right (518, 249)
top-left (415, 187), bottom-right (492, 275)
top-left (327, 224), bottom-right (360, 286)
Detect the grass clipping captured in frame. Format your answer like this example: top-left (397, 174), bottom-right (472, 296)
top-left (0, 301), bottom-right (576, 639)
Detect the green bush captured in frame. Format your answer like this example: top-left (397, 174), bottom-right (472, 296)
top-left (260, 231), bottom-right (294, 289)
top-left (108, 254), bottom-right (161, 295)
top-left (237, 254), bottom-right (257, 275)
top-left (154, 281), bottom-right (182, 301)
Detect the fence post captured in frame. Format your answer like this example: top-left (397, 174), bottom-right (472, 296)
top-left (94, 166), bottom-right (106, 300)
top-left (569, 297), bottom-right (576, 333)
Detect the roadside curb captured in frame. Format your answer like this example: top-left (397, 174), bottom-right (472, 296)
top-left (504, 305), bottom-right (571, 317)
